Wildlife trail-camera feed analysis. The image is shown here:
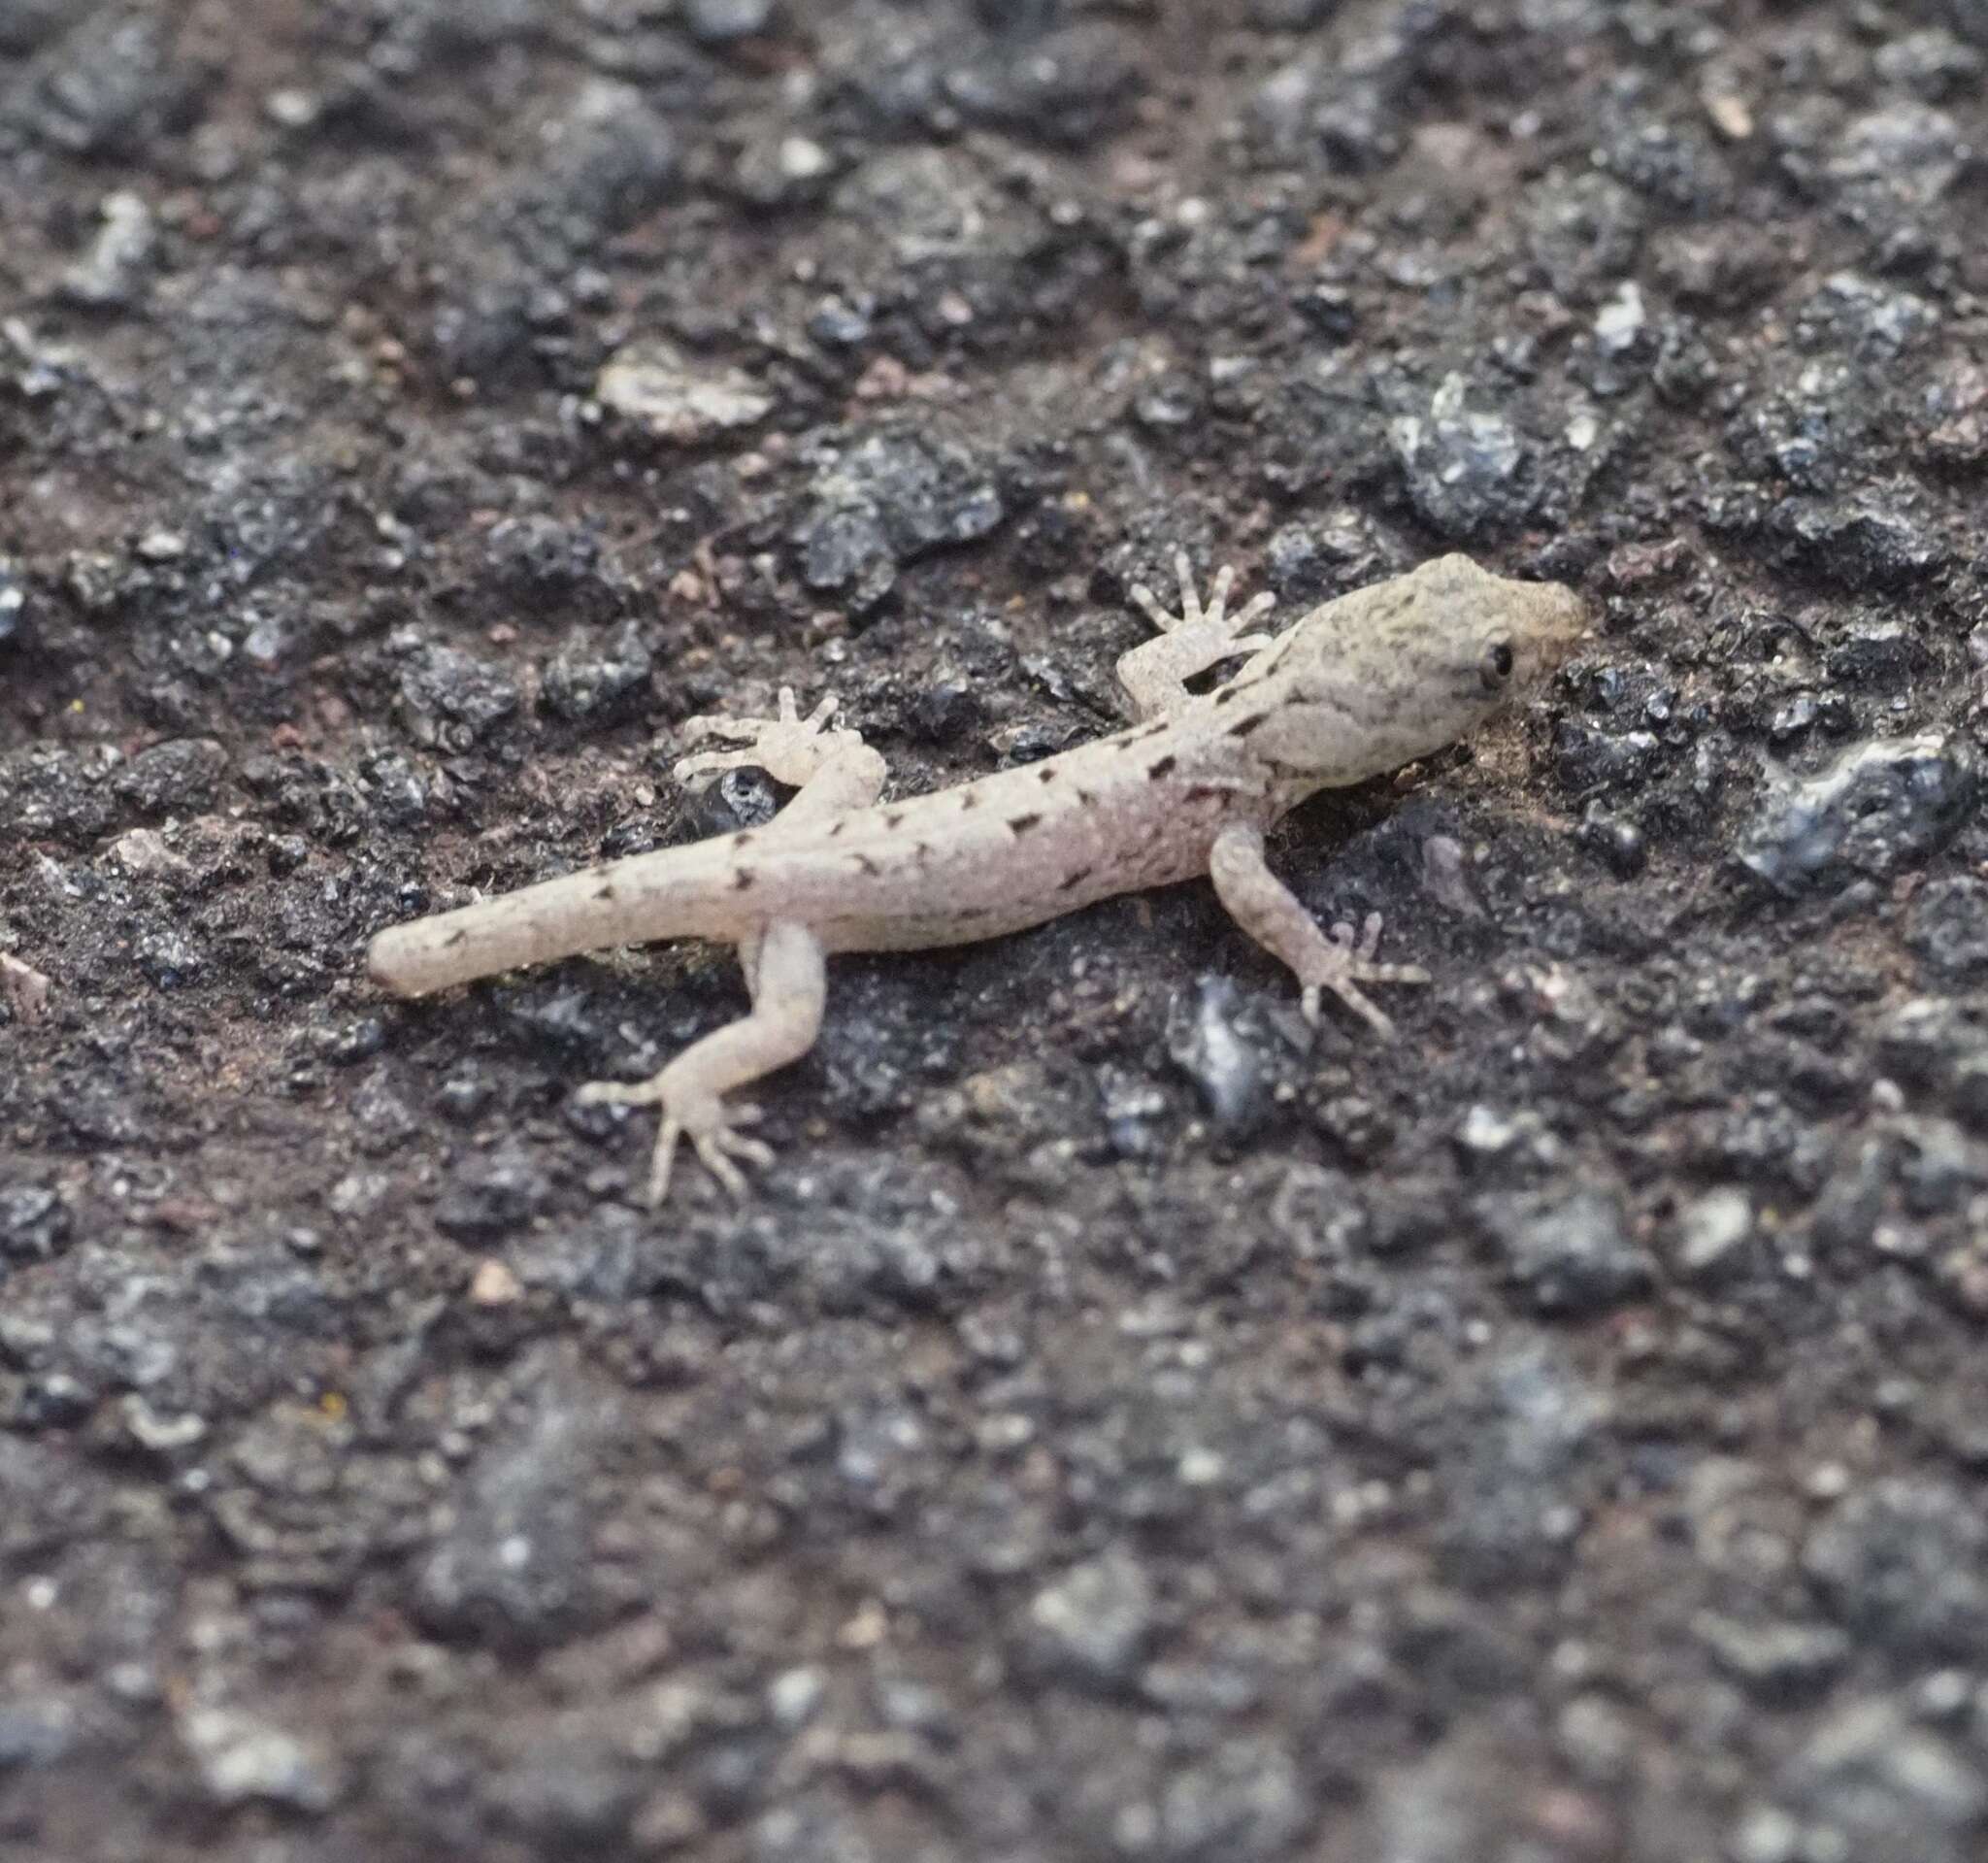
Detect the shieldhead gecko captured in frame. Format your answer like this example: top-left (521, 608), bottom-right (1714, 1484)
top-left (369, 552), bottom-right (1588, 1201)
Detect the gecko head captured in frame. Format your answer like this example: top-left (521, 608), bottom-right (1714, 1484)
top-left (1361, 553), bottom-right (1585, 734)
top-left (1257, 554), bottom-right (1590, 783)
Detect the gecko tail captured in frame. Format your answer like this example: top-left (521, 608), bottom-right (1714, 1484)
top-left (365, 900), bottom-right (582, 999)
top-left (366, 849), bottom-right (739, 998)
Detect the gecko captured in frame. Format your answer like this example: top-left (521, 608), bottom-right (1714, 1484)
top-left (368, 552), bottom-right (1588, 1203)
top-left (1, 952), bottom-right (50, 1026)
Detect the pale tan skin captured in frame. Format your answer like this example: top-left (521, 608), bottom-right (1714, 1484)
top-left (1, 952), bottom-right (50, 1025)
top-left (369, 553), bottom-right (1588, 1202)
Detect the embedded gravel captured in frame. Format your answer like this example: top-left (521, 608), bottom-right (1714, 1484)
top-left (7, 4), bottom-right (1988, 1860)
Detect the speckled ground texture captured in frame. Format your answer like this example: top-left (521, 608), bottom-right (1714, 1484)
top-left (7, 1), bottom-right (1988, 1859)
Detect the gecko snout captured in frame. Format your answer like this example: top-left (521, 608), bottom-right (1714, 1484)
top-left (1527, 580), bottom-right (1593, 670)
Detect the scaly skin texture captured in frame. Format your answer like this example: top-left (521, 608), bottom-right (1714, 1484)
top-left (368, 552), bottom-right (1588, 1201)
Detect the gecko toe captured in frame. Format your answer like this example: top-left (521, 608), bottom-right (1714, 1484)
top-left (719, 1131), bottom-right (776, 1173)
top-left (1332, 978), bottom-right (1396, 1039)
top-left (646, 1117), bottom-right (685, 1208)
top-left (680, 715), bottom-right (764, 744)
top-left (1172, 549), bottom-right (1201, 623)
top-left (1129, 582), bottom-right (1177, 634)
top-left (578, 1077), bottom-right (664, 1108)
top-left (677, 745), bottom-right (775, 787)
top-left (691, 1132), bottom-right (752, 1199)
top-left (1206, 563), bottom-right (1235, 624)
top-left (1330, 915), bottom-right (1387, 964)
top-left (1354, 999), bottom-right (1397, 1041)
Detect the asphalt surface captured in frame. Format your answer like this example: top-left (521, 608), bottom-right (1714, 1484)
top-left (6, 2), bottom-right (1988, 1859)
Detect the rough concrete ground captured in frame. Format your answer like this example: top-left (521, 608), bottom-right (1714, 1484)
top-left (6, 1), bottom-right (1988, 1858)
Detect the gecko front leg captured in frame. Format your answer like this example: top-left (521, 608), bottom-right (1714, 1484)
top-left (1208, 822), bottom-right (1429, 1038)
top-left (1117, 551), bottom-right (1276, 721)
top-left (578, 689), bottom-right (886, 1202)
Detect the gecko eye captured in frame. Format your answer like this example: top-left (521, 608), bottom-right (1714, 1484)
top-left (1479, 640), bottom-right (1515, 690)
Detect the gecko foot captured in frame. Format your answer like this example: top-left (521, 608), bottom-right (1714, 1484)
top-left (674, 686), bottom-right (860, 793)
top-left (1118, 551), bottom-right (1276, 720)
top-left (576, 1075), bottom-right (775, 1205)
top-left (1299, 912), bottom-right (1431, 1040)
top-left (1129, 549), bottom-right (1276, 652)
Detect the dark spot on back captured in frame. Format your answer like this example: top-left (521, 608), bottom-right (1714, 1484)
top-left (959, 789), bottom-right (979, 810)
top-left (827, 819), bottom-right (847, 838)
top-left (851, 852), bottom-right (879, 876)
top-left (1147, 754), bottom-right (1177, 780)
top-left (1291, 680), bottom-right (1359, 720)
top-left (733, 867), bottom-right (755, 890)
top-left (1038, 766), bottom-right (1058, 784)
top-left (734, 832), bottom-right (756, 849)
top-left (1212, 686), bottom-right (1239, 707)
top-left (1057, 864), bottom-right (1095, 891)
top-left (444, 929), bottom-right (467, 948)
top-left (1008, 813), bottom-right (1043, 834)
top-left (593, 883), bottom-right (616, 901)
top-left (1227, 712), bottom-right (1270, 739)
top-left (882, 810), bottom-right (905, 829)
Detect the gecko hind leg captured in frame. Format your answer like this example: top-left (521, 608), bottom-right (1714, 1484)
top-left (577, 917), bottom-right (827, 1204)
top-left (577, 687), bottom-right (882, 1203)
top-left (1117, 550), bottom-right (1276, 722)
top-left (674, 685), bottom-right (887, 819)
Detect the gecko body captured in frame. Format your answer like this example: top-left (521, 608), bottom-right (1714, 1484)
top-left (369, 552), bottom-right (1587, 1200)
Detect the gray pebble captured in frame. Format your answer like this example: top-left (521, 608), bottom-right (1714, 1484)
top-left (1477, 1186), bottom-right (1654, 1315)
top-left (1739, 734), bottom-right (1976, 895)
top-left (1027, 1548), bottom-right (1155, 1691)
top-left (1804, 1478), bottom-right (1988, 1657)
